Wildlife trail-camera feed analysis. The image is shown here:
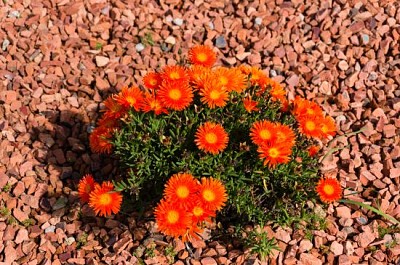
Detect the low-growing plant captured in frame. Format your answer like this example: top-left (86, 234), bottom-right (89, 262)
top-left (243, 228), bottom-right (280, 261)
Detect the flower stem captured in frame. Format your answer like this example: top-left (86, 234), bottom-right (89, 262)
top-left (339, 199), bottom-right (400, 225)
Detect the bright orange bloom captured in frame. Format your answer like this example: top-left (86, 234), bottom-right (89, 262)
top-left (190, 200), bottom-right (215, 223)
top-left (89, 181), bottom-right (122, 216)
top-left (308, 145), bottom-right (320, 157)
top-left (141, 91), bottom-right (168, 115)
top-left (248, 67), bottom-right (268, 88)
top-left (164, 173), bottom-right (199, 209)
top-left (268, 80), bottom-right (286, 102)
top-left (249, 120), bottom-right (276, 146)
top-left (188, 65), bottom-right (211, 90)
top-left (213, 67), bottom-right (247, 93)
top-left (89, 126), bottom-right (113, 154)
top-left (195, 122), bottom-right (229, 154)
top-left (78, 174), bottom-right (98, 203)
top-left (199, 78), bottom-right (229, 109)
top-left (114, 86), bottom-right (144, 111)
top-left (158, 80), bottom-right (194, 110)
top-left (298, 117), bottom-right (322, 139)
top-left (198, 177), bottom-right (227, 211)
top-left (316, 178), bottom-right (342, 203)
top-left (102, 96), bottom-right (127, 119)
top-left (243, 97), bottom-right (259, 112)
top-left (275, 123), bottom-right (296, 146)
top-left (257, 142), bottom-right (292, 168)
top-left (97, 115), bottom-right (119, 128)
top-left (320, 116), bottom-right (337, 139)
top-left (292, 96), bottom-right (324, 119)
top-left (155, 199), bottom-right (192, 238)
top-left (143, 72), bottom-right (162, 90)
top-left (188, 45), bottom-right (217, 67)
top-left (161, 65), bottom-right (189, 83)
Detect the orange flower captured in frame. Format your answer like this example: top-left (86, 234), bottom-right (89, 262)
top-left (161, 65), bottom-right (189, 83)
top-left (249, 120), bottom-right (276, 146)
top-left (141, 91), bottom-right (168, 115)
top-left (257, 142), bottom-right (292, 168)
top-left (89, 126), bottom-right (113, 154)
top-left (158, 80), bottom-right (194, 110)
top-left (97, 115), bottom-right (119, 128)
top-left (143, 72), bottom-right (162, 90)
top-left (164, 173), bottom-right (199, 209)
top-left (89, 181), bottom-right (122, 216)
top-left (298, 117), bottom-right (322, 139)
top-left (198, 177), bottom-right (227, 211)
top-left (213, 67), bottom-right (247, 93)
top-left (243, 97), bottom-right (259, 112)
top-left (188, 45), bottom-right (217, 67)
top-left (320, 116), bottom-right (336, 139)
top-left (268, 80), bottom-right (286, 102)
top-left (195, 122), bottom-right (229, 154)
top-left (292, 96), bottom-right (324, 119)
top-left (190, 201), bottom-right (215, 223)
top-left (188, 65), bottom-right (211, 90)
top-left (102, 96), bottom-right (127, 120)
top-left (308, 145), bottom-right (320, 157)
top-left (155, 199), bottom-right (192, 238)
top-left (248, 67), bottom-right (268, 88)
top-left (78, 174), bottom-right (98, 203)
top-left (199, 78), bottom-right (229, 109)
top-left (114, 86), bottom-right (144, 111)
top-left (316, 178), bottom-right (342, 203)
top-left (275, 123), bottom-right (296, 146)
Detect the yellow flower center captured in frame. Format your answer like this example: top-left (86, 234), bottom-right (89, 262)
top-left (321, 124), bottom-right (328, 133)
top-left (150, 79), bottom-right (158, 86)
top-left (197, 53), bottom-right (208, 62)
top-left (167, 210), bottom-right (179, 224)
top-left (323, 184), bottom-right (334, 195)
top-left (126, 96), bottom-right (136, 106)
top-left (169, 72), bottom-right (180, 80)
top-left (176, 186), bottom-right (189, 199)
top-left (193, 206), bottom-right (204, 217)
top-left (209, 90), bottom-right (221, 100)
top-left (168, 89), bottom-right (182, 100)
top-left (205, 132), bottom-right (217, 144)
top-left (219, 76), bottom-right (228, 86)
top-left (259, 129), bottom-right (271, 140)
top-left (268, 147), bottom-right (280, 158)
top-left (202, 189), bottom-right (215, 202)
top-left (305, 120), bottom-right (315, 131)
top-left (98, 193), bottom-right (112, 205)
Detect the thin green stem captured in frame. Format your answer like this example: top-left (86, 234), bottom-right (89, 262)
top-left (339, 199), bottom-right (400, 225)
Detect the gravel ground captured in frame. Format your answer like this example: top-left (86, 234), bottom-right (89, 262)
top-left (1, 0), bottom-right (400, 264)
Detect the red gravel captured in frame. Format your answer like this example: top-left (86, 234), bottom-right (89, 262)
top-left (1, 0), bottom-right (400, 264)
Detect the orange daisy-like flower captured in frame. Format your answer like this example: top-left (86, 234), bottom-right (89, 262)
top-left (164, 173), bottom-right (199, 209)
top-left (155, 199), bottom-right (192, 238)
top-left (78, 174), bottom-right (98, 203)
top-left (199, 78), bottom-right (229, 109)
top-left (102, 96), bottom-right (127, 120)
top-left (188, 65), bottom-right (211, 90)
top-left (195, 122), bottom-right (229, 154)
top-left (190, 200), bottom-right (215, 224)
top-left (198, 177), bottom-right (227, 211)
top-left (114, 86), bottom-right (144, 111)
top-left (188, 45), bottom-right (217, 67)
top-left (161, 65), bottom-right (189, 83)
top-left (213, 67), bottom-right (247, 93)
top-left (268, 80), bottom-right (286, 102)
top-left (89, 181), bottom-right (123, 216)
top-left (243, 97), bottom-right (259, 112)
top-left (97, 115), bottom-right (119, 129)
top-left (297, 117), bottom-right (322, 139)
top-left (292, 96), bottom-right (324, 119)
top-left (141, 91), bottom-right (168, 115)
top-left (158, 80), bottom-right (194, 111)
top-left (143, 72), bottom-right (162, 90)
top-left (320, 116), bottom-right (337, 139)
top-left (257, 142), bottom-right (292, 168)
top-left (248, 67), bottom-right (268, 88)
top-left (316, 178), bottom-right (342, 203)
top-left (308, 145), bottom-right (320, 157)
top-left (249, 120), bottom-right (276, 146)
top-left (89, 126), bottom-right (113, 154)
top-left (275, 123), bottom-right (296, 146)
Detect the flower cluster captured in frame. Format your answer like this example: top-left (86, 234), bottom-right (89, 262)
top-left (155, 173), bottom-right (227, 241)
top-left (78, 174), bottom-right (122, 216)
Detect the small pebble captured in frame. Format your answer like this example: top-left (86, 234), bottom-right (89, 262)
top-left (2, 39), bottom-right (10, 51)
top-left (173, 18), bottom-right (183, 26)
top-left (368, 72), bottom-right (378, 81)
top-left (165, 16), bottom-right (173, 23)
top-left (136, 43), bottom-right (145, 52)
top-left (208, 22), bottom-right (214, 30)
top-left (270, 69), bottom-right (277, 77)
top-left (8, 10), bottom-right (20, 18)
top-left (165, 36), bottom-right (176, 45)
top-left (361, 34), bottom-right (369, 45)
top-left (65, 237), bottom-right (76, 246)
top-left (254, 17), bottom-right (262, 25)
top-left (45, 225), bottom-right (56, 233)
top-left (356, 216), bottom-right (368, 225)
top-left (215, 36), bottom-right (227, 48)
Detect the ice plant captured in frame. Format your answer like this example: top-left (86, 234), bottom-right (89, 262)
top-left (155, 199), bottom-right (192, 238)
top-left (158, 80), bottom-right (193, 110)
top-left (195, 122), bottom-right (229, 154)
top-left (164, 173), bottom-right (199, 208)
top-left (78, 174), bottom-right (98, 203)
top-left (316, 178), bottom-right (342, 203)
top-left (198, 177), bottom-right (227, 211)
top-left (188, 45), bottom-right (217, 67)
top-left (89, 181), bottom-right (123, 216)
